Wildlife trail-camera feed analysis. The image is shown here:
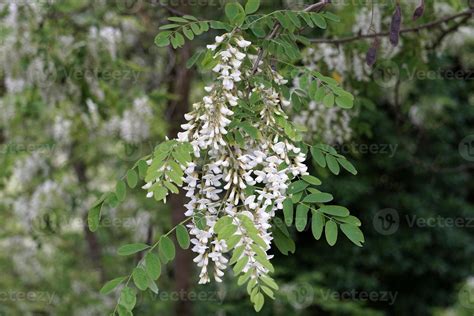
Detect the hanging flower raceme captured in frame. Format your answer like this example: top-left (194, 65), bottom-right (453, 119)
top-left (170, 32), bottom-right (310, 286)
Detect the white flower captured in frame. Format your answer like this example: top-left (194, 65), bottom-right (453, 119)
top-left (215, 35), bottom-right (226, 43)
top-left (237, 39), bottom-right (251, 48)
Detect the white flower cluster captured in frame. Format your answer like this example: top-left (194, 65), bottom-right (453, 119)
top-left (13, 180), bottom-right (66, 231)
top-left (303, 45), bottom-right (347, 76)
top-left (9, 153), bottom-right (49, 188)
top-left (352, 6), bottom-right (382, 34)
top-left (293, 100), bottom-right (353, 144)
top-left (103, 96), bottom-right (154, 146)
top-left (89, 26), bottom-right (122, 60)
top-left (52, 116), bottom-right (73, 144)
top-left (173, 33), bottom-right (307, 284)
top-left (0, 236), bottom-right (54, 283)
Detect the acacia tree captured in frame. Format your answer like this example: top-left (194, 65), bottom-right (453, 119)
top-left (1, 0), bottom-right (472, 315)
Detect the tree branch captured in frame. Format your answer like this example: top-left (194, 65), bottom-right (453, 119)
top-left (428, 14), bottom-right (471, 49)
top-left (251, 0), bottom-right (331, 74)
top-left (310, 8), bottom-right (473, 44)
top-left (156, 3), bottom-right (187, 17)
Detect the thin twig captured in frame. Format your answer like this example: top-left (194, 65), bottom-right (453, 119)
top-left (310, 8), bottom-right (473, 44)
top-left (156, 3), bottom-right (187, 17)
top-left (428, 15), bottom-right (471, 49)
top-left (251, 0), bottom-right (331, 74)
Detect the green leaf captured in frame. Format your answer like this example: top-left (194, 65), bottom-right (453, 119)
top-left (119, 287), bottom-right (137, 310)
top-left (325, 220), bottom-right (338, 246)
top-left (233, 256), bottom-right (249, 275)
top-left (311, 147), bottom-right (326, 168)
top-left (117, 305), bottom-right (132, 316)
top-left (210, 21), bottom-right (231, 30)
top-left (154, 31), bottom-right (171, 47)
top-left (219, 224), bottom-right (238, 240)
top-left (106, 193), bottom-right (119, 208)
top-left (319, 205), bottom-right (350, 217)
top-left (283, 198), bottom-right (294, 226)
top-left (88, 204), bottom-right (101, 232)
top-left (326, 155), bottom-right (340, 175)
top-left (116, 180), bottom-right (127, 202)
top-left (145, 253), bottom-right (161, 280)
top-left (186, 50), bottom-right (204, 69)
top-left (299, 12), bottom-right (314, 27)
top-left (153, 186), bottom-right (168, 202)
top-left (138, 160), bottom-right (148, 179)
top-left (302, 175), bottom-right (322, 186)
top-left (261, 285), bottom-right (275, 299)
top-left (190, 22), bottom-right (202, 35)
top-left (323, 92), bottom-right (335, 107)
top-left (254, 292), bottom-right (265, 312)
top-left (183, 15), bottom-right (199, 21)
top-left (261, 275), bottom-right (279, 290)
top-left (117, 243), bottom-right (150, 256)
top-left (323, 12), bottom-right (341, 22)
top-left (303, 193), bottom-right (333, 203)
top-left (340, 224), bottom-right (365, 247)
top-left (126, 170), bottom-right (138, 188)
top-left (214, 216), bottom-right (233, 233)
top-left (295, 204), bottom-right (309, 232)
top-left (245, 0), bottom-right (260, 14)
top-left (314, 87), bottom-right (325, 102)
top-left (275, 11), bottom-right (294, 31)
top-left (132, 267), bottom-right (149, 291)
top-left (148, 280), bottom-right (159, 294)
top-left (199, 21), bottom-right (209, 32)
top-left (176, 224), bottom-right (190, 249)
top-left (226, 235), bottom-right (241, 250)
top-left (335, 215), bottom-right (362, 226)
top-left (163, 180), bottom-right (179, 194)
top-left (159, 236), bottom-right (176, 261)
top-left (159, 23), bottom-right (180, 30)
top-left (272, 225), bottom-right (295, 255)
top-left (311, 13), bottom-right (327, 29)
top-left (337, 158), bottom-right (358, 175)
top-left (239, 122), bottom-right (260, 140)
top-left (336, 95), bottom-right (354, 109)
top-left (311, 211), bottom-right (325, 240)
top-left (175, 32), bottom-right (185, 47)
top-left (287, 180), bottom-right (309, 194)
top-left (230, 245), bottom-right (245, 265)
top-left (286, 11), bottom-right (302, 28)
top-left (182, 26), bottom-right (194, 40)
top-left (225, 2), bottom-right (246, 26)
top-left (291, 192), bottom-right (303, 203)
top-left (100, 276), bottom-right (127, 295)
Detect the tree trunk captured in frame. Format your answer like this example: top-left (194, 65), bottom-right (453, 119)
top-left (73, 158), bottom-right (105, 282)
